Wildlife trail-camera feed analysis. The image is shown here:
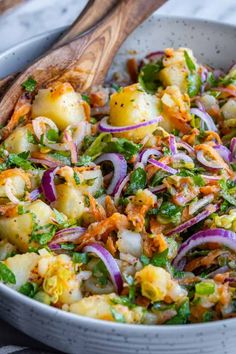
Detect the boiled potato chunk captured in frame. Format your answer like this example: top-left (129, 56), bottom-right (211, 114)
top-left (159, 48), bottom-right (198, 93)
top-left (221, 99), bottom-right (236, 120)
top-left (0, 200), bottom-right (54, 252)
top-left (4, 125), bottom-right (38, 154)
top-left (0, 175), bottom-right (26, 198)
top-left (68, 294), bottom-right (144, 323)
top-left (32, 83), bottom-right (86, 130)
top-left (4, 253), bottom-right (39, 290)
top-left (52, 184), bottom-right (85, 220)
top-left (109, 84), bottom-right (160, 142)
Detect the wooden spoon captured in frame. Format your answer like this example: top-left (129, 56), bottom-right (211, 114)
top-left (0, 0), bottom-right (117, 95)
top-left (0, 0), bottom-right (166, 136)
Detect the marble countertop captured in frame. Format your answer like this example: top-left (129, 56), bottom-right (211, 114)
top-left (0, 0), bottom-right (235, 53)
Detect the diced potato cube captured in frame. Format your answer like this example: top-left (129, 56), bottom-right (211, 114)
top-left (52, 184), bottom-right (85, 220)
top-left (32, 83), bottom-right (86, 130)
top-left (4, 125), bottom-right (38, 154)
top-left (0, 200), bottom-right (54, 252)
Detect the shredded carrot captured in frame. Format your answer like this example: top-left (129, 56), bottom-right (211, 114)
top-left (204, 131), bottom-right (222, 144)
top-left (200, 185), bottom-right (220, 195)
top-left (182, 128), bottom-right (199, 145)
top-left (87, 193), bottom-right (106, 222)
top-left (185, 249), bottom-right (222, 272)
top-left (75, 213), bottom-right (129, 250)
top-left (106, 236), bottom-right (117, 256)
top-left (0, 204), bottom-right (18, 217)
top-left (82, 101), bottom-right (91, 122)
top-left (105, 195), bottom-right (117, 217)
top-left (195, 143), bottom-right (234, 177)
top-left (1, 95), bottom-right (31, 140)
top-left (0, 168), bottom-right (31, 189)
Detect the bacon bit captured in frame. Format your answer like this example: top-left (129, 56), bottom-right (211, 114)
top-left (87, 193), bottom-right (106, 222)
top-left (106, 236), bottom-right (117, 256)
top-left (136, 295), bottom-right (150, 308)
top-left (185, 249), bottom-right (222, 272)
top-left (75, 213), bottom-right (129, 250)
top-left (105, 196), bottom-right (117, 217)
top-left (195, 143), bottom-right (234, 177)
top-left (0, 168), bottom-right (31, 189)
top-left (127, 58), bottom-right (139, 83)
top-left (0, 94), bottom-right (32, 140)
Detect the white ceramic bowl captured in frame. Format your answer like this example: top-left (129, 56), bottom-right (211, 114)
top-left (0, 15), bottom-right (236, 354)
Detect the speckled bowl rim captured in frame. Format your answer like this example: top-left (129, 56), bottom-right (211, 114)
top-left (0, 14), bottom-right (236, 333)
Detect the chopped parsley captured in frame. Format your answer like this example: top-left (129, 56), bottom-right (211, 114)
top-left (125, 167), bottom-right (147, 196)
top-left (138, 61), bottom-right (163, 94)
top-left (0, 262), bottom-right (16, 284)
top-left (21, 76), bottom-right (37, 92)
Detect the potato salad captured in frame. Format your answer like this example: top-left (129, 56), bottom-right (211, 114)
top-left (0, 47), bottom-right (236, 325)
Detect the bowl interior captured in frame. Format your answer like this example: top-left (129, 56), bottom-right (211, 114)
top-left (0, 15), bottom-right (235, 79)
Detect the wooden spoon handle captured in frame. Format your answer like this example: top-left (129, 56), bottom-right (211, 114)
top-left (61, 0), bottom-right (167, 91)
top-left (55, 0), bottom-right (118, 47)
top-left (0, 0), bottom-right (117, 94)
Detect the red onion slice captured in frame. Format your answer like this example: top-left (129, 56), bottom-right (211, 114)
top-left (196, 150), bottom-right (222, 169)
top-left (41, 167), bottom-right (59, 203)
top-left (139, 148), bottom-right (161, 165)
top-left (189, 194), bottom-right (214, 215)
top-left (30, 157), bottom-right (61, 168)
top-left (95, 153), bottom-right (127, 195)
top-left (114, 174), bottom-right (130, 204)
top-left (201, 174), bottom-right (221, 181)
top-left (49, 227), bottom-right (86, 246)
top-left (230, 137), bottom-right (236, 160)
top-left (64, 131), bottom-right (78, 164)
top-left (212, 87), bottom-right (236, 97)
top-left (83, 243), bottom-right (123, 294)
top-left (148, 158), bottom-right (178, 175)
top-left (29, 188), bottom-right (41, 201)
top-left (171, 152), bottom-right (194, 166)
top-left (166, 204), bottom-right (219, 236)
top-left (176, 142), bottom-right (195, 155)
top-left (145, 51), bottom-right (165, 61)
top-left (214, 145), bottom-right (232, 163)
top-left (190, 108), bottom-right (217, 132)
top-left (98, 116), bottom-right (162, 133)
top-left (169, 135), bottom-right (177, 155)
top-left (173, 228), bottom-right (236, 269)
top-left (149, 184), bottom-right (166, 193)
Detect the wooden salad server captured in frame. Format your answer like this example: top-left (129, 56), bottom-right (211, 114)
top-left (0, 0), bottom-right (117, 96)
top-left (0, 0), bottom-right (166, 136)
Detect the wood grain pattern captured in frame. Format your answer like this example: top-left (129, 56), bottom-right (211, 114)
top-left (0, 0), bottom-right (166, 133)
top-left (0, 0), bottom-right (24, 13)
top-left (0, 0), bottom-right (117, 96)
